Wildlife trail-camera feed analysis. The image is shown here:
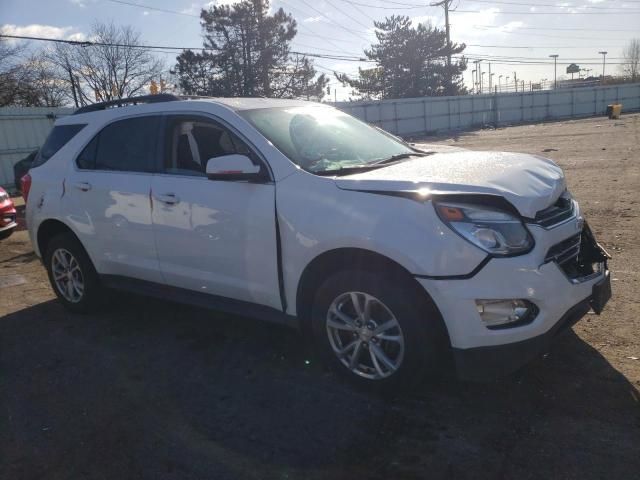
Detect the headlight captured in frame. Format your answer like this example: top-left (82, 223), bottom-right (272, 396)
top-left (434, 202), bottom-right (534, 256)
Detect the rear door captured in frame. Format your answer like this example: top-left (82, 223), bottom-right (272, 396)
top-left (150, 114), bottom-right (281, 309)
top-left (62, 115), bottom-right (163, 283)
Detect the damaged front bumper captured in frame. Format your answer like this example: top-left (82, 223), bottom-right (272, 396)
top-left (418, 218), bottom-right (612, 381)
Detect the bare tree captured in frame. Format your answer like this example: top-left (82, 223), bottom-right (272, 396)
top-left (0, 38), bottom-right (29, 106)
top-left (23, 53), bottom-right (68, 106)
top-left (48, 22), bottom-right (164, 105)
top-left (0, 39), bottom-right (66, 106)
top-left (621, 38), bottom-right (640, 81)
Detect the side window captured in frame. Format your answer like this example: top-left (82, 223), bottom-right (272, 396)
top-left (32, 124), bottom-right (86, 168)
top-left (77, 136), bottom-right (98, 170)
top-left (76, 116), bottom-right (161, 172)
top-left (164, 116), bottom-right (253, 176)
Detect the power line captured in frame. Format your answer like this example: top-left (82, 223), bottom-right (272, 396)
top-left (470, 26), bottom-right (632, 41)
top-left (453, 8), bottom-right (640, 14)
top-left (335, 0), bottom-right (425, 9)
top-left (465, 43), bottom-right (628, 49)
top-left (0, 33), bottom-right (373, 62)
top-left (472, 24), bottom-right (640, 32)
top-left (276, 0), bottom-right (357, 51)
top-left (105, 0), bottom-right (200, 17)
top-left (334, 0), bottom-right (378, 22)
top-left (2, 33), bottom-right (633, 70)
top-left (463, 0), bottom-right (640, 11)
top-left (297, 0), bottom-right (373, 42)
top-left (324, 0), bottom-right (372, 29)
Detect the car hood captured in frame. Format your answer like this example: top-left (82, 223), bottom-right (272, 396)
top-left (334, 150), bottom-right (566, 218)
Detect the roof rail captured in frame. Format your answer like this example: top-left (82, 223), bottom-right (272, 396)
top-left (73, 93), bottom-right (181, 115)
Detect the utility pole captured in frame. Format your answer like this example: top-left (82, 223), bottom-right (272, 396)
top-left (471, 69), bottom-right (477, 94)
top-left (513, 71), bottom-right (518, 92)
top-left (488, 63), bottom-right (492, 92)
top-left (481, 72), bottom-right (485, 93)
top-left (499, 75), bottom-right (503, 92)
top-left (549, 54), bottom-right (559, 89)
top-left (432, 0), bottom-right (452, 94)
top-left (598, 51), bottom-right (607, 81)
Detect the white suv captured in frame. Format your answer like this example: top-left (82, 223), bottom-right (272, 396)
top-left (24, 94), bottom-right (611, 389)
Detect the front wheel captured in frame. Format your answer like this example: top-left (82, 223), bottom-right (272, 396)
top-left (311, 270), bottom-right (444, 391)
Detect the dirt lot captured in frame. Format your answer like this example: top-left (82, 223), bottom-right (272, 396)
top-left (1, 114), bottom-right (639, 480)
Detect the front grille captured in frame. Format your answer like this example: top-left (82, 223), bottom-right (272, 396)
top-left (545, 224), bottom-right (608, 280)
top-left (534, 193), bottom-right (574, 228)
top-left (545, 233), bottom-right (581, 266)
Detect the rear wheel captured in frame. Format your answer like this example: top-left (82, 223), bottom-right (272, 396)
top-left (311, 269), bottom-right (444, 391)
top-left (44, 232), bottom-right (102, 313)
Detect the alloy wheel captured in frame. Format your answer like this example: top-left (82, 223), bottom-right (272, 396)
top-left (326, 291), bottom-right (405, 380)
top-left (51, 248), bottom-right (85, 303)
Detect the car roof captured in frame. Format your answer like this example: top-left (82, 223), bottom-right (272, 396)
top-left (203, 97), bottom-right (318, 111)
top-left (57, 97), bottom-right (324, 125)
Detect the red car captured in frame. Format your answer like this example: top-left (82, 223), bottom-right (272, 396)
top-left (0, 186), bottom-right (17, 240)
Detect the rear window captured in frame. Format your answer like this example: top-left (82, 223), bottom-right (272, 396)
top-left (76, 116), bottom-right (161, 172)
top-left (32, 124), bottom-right (86, 168)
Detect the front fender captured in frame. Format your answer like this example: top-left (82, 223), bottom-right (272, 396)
top-left (276, 172), bottom-right (485, 315)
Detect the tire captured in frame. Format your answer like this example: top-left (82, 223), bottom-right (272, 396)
top-left (44, 232), bottom-right (103, 313)
top-left (311, 269), bottom-right (445, 392)
top-left (0, 228), bottom-right (14, 240)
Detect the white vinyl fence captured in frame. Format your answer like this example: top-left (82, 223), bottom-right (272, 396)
top-left (1, 83), bottom-right (639, 187)
top-left (0, 107), bottom-right (73, 188)
top-left (336, 82), bottom-right (640, 137)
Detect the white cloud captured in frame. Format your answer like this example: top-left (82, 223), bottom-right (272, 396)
top-left (0, 24), bottom-right (79, 40)
top-left (304, 16), bottom-right (323, 23)
top-left (67, 32), bottom-right (87, 42)
top-left (143, 11), bottom-right (150, 16)
top-left (530, 6), bottom-right (537, 11)
top-left (446, 7), bottom-right (501, 38)
top-left (69, 0), bottom-right (86, 7)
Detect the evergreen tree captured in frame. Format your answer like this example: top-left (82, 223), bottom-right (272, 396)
top-left (337, 16), bottom-right (466, 99)
top-left (175, 0), bottom-right (328, 99)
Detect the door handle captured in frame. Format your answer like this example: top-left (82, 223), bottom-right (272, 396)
top-left (156, 193), bottom-right (180, 205)
top-left (74, 182), bottom-right (92, 192)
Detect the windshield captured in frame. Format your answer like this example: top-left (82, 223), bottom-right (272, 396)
top-left (239, 106), bottom-right (416, 173)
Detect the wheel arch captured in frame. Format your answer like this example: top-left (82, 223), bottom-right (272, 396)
top-left (295, 247), bottom-right (451, 347)
top-left (37, 219), bottom-right (83, 259)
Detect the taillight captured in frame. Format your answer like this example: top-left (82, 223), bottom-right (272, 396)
top-left (21, 173), bottom-right (32, 204)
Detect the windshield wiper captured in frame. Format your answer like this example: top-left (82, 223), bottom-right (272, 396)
top-left (372, 151), bottom-right (432, 165)
top-left (313, 164), bottom-right (384, 176)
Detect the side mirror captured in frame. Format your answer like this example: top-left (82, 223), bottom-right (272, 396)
top-left (206, 154), bottom-right (263, 181)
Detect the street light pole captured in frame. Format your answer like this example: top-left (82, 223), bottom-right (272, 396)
top-left (471, 69), bottom-right (476, 94)
top-left (499, 75), bottom-right (503, 92)
top-left (549, 54), bottom-right (559, 89)
top-left (481, 72), bottom-right (486, 94)
top-left (598, 51), bottom-right (608, 81)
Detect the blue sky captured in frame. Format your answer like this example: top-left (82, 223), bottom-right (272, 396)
top-left (1, 0), bottom-right (638, 99)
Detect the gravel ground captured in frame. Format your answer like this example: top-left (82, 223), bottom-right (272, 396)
top-left (1, 114), bottom-right (639, 479)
